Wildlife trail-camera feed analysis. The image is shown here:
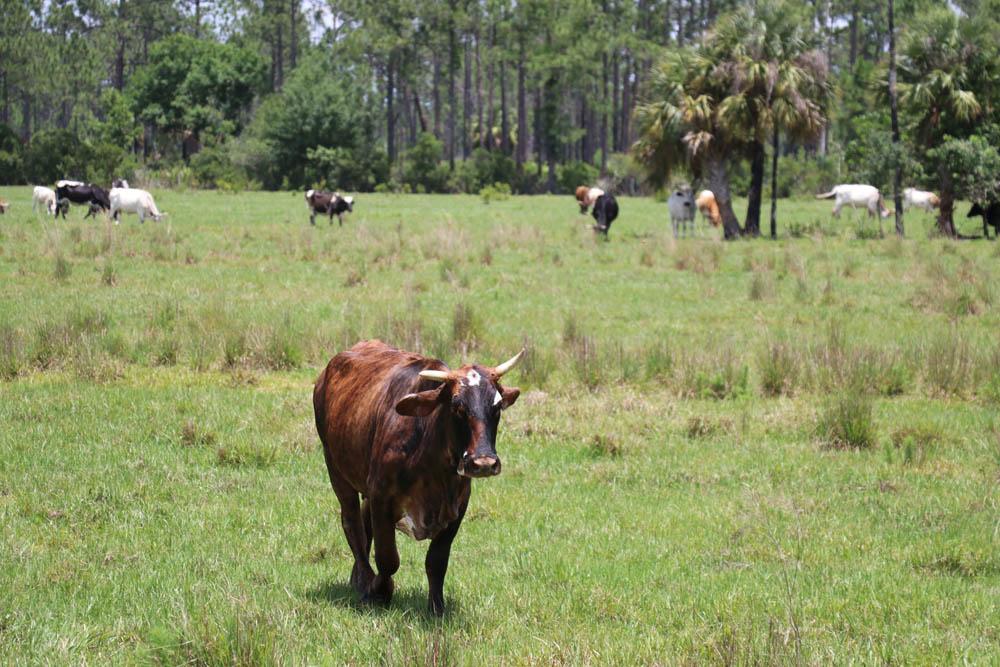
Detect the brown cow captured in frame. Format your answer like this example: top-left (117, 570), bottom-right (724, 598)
top-left (313, 340), bottom-right (523, 615)
top-left (0, 199), bottom-right (9, 214)
top-left (575, 185), bottom-right (604, 214)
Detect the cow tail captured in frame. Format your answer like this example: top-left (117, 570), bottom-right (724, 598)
top-left (815, 190), bottom-right (837, 199)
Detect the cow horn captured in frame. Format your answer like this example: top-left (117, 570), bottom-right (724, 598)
top-left (419, 369), bottom-right (452, 382)
top-left (494, 349), bottom-right (525, 377)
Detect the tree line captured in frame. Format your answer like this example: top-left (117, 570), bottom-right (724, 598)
top-left (0, 0), bottom-right (998, 236)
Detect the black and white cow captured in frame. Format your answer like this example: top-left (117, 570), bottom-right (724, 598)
top-left (55, 180), bottom-right (111, 218)
top-left (305, 189), bottom-right (354, 226)
top-left (591, 193), bottom-right (619, 237)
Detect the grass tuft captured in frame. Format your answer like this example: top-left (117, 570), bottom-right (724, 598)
top-left (818, 393), bottom-right (876, 449)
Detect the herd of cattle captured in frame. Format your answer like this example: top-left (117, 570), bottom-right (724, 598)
top-left (7, 180), bottom-right (997, 238)
top-left (29, 179), bottom-right (165, 223)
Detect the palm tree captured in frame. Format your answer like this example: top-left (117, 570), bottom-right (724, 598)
top-left (732, 2), bottom-right (829, 237)
top-left (897, 9), bottom-right (998, 237)
top-left (634, 0), bottom-right (828, 239)
top-left (633, 42), bottom-right (749, 239)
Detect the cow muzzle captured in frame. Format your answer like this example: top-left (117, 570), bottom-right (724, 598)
top-left (459, 454), bottom-right (501, 478)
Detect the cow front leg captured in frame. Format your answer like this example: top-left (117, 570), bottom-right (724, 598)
top-left (364, 499), bottom-right (399, 605)
top-left (309, 211), bottom-right (316, 226)
top-left (425, 496), bottom-right (469, 616)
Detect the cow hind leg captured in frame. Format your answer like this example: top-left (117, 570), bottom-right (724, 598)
top-left (425, 496), bottom-right (469, 616)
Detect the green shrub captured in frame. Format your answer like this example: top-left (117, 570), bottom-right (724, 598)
top-left (480, 182), bottom-right (512, 204)
top-left (556, 160), bottom-right (599, 195)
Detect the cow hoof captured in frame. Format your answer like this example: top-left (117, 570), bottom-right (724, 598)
top-left (350, 564), bottom-right (374, 595)
top-left (362, 577), bottom-right (394, 606)
top-left (428, 597), bottom-right (446, 617)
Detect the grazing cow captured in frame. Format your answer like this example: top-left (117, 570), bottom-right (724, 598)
top-left (314, 340), bottom-right (523, 615)
top-left (695, 190), bottom-right (722, 228)
top-left (33, 186), bottom-right (57, 215)
top-left (903, 188), bottom-right (939, 213)
top-left (110, 187), bottom-right (165, 224)
top-left (56, 182), bottom-right (111, 216)
top-left (591, 193), bottom-right (619, 237)
top-left (667, 186), bottom-right (695, 238)
top-left (968, 201), bottom-right (1000, 239)
top-left (305, 189), bottom-right (354, 226)
top-left (0, 199), bottom-right (8, 214)
top-left (575, 185), bottom-right (605, 214)
top-left (815, 184), bottom-right (891, 219)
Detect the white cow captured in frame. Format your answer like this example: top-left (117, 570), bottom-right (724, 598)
top-left (110, 187), bottom-right (165, 224)
top-left (32, 186), bottom-right (57, 215)
top-left (815, 184), bottom-right (891, 219)
top-left (667, 186), bottom-right (695, 238)
top-left (903, 188), bottom-right (939, 212)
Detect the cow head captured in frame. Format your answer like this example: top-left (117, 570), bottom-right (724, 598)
top-left (395, 350), bottom-right (523, 478)
top-left (969, 203), bottom-right (985, 218)
top-left (342, 196), bottom-right (354, 213)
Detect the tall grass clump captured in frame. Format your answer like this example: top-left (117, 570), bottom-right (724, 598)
top-left (817, 392), bottom-right (876, 449)
top-left (643, 340), bottom-right (674, 383)
top-left (570, 336), bottom-right (606, 390)
top-left (146, 610), bottom-right (278, 666)
top-left (923, 330), bottom-right (974, 396)
top-left (262, 315), bottom-right (304, 370)
top-left (0, 325), bottom-right (26, 379)
top-left (758, 339), bottom-right (800, 396)
top-left (677, 349), bottom-right (749, 399)
top-left (748, 269), bottom-right (775, 301)
top-left (451, 302), bottom-right (481, 354)
top-left (517, 339), bottom-right (555, 387)
top-left (53, 253), bottom-right (71, 282)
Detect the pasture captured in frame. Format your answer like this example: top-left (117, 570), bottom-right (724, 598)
top-left (1, 187), bottom-right (998, 664)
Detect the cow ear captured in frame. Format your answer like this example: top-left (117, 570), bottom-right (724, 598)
top-left (395, 388), bottom-right (446, 417)
top-left (500, 386), bottom-right (520, 410)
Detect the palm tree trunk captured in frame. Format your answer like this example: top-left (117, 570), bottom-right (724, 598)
top-left (707, 153), bottom-right (741, 239)
top-left (937, 167), bottom-right (957, 238)
top-left (887, 0), bottom-right (904, 238)
top-left (744, 139), bottom-right (765, 236)
top-left (770, 128), bottom-right (779, 239)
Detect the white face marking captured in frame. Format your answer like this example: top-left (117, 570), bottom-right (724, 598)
top-left (465, 370), bottom-right (481, 386)
top-left (493, 390), bottom-right (503, 407)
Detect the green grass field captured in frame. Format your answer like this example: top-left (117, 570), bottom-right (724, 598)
top-left (1, 186), bottom-right (998, 664)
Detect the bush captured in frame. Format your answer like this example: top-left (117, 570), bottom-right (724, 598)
top-left (556, 160), bottom-right (599, 195)
top-left (480, 182), bottom-right (511, 204)
top-left (24, 129), bottom-right (83, 184)
top-left (401, 132), bottom-right (450, 193)
top-left (191, 143), bottom-right (249, 189)
top-left (0, 123), bottom-right (24, 184)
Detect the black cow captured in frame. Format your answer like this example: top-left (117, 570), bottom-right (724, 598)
top-left (591, 193), bottom-right (619, 237)
top-left (968, 202), bottom-right (1000, 239)
top-left (305, 189), bottom-right (354, 226)
top-left (55, 181), bottom-right (111, 218)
